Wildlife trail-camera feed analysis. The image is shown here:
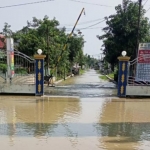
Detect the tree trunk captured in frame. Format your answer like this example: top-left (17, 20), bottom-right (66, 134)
top-left (111, 63), bottom-right (114, 72)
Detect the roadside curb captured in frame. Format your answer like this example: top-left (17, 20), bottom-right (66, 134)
top-left (106, 75), bottom-right (117, 85)
top-left (44, 75), bottom-right (72, 86)
top-left (54, 75), bottom-right (72, 84)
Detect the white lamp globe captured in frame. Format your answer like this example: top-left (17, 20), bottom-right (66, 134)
top-left (37, 49), bottom-right (42, 55)
top-left (122, 51), bottom-right (127, 57)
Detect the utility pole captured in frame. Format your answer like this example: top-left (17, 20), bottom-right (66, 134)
top-left (136, 0), bottom-right (142, 58)
top-left (122, 0), bottom-right (127, 12)
top-left (47, 24), bottom-right (50, 75)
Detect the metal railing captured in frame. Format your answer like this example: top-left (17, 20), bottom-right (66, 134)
top-left (0, 50), bottom-right (35, 84)
top-left (128, 56), bottom-right (150, 86)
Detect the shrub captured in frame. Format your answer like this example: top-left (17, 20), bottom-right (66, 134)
top-left (0, 64), bottom-right (7, 73)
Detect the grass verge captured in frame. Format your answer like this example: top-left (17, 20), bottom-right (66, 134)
top-left (99, 75), bottom-right (108, 80)
top-left (99, 72), bottom-right (114, 81)
top-left (107, 73), bottom-right (114, 79)
top-left (79, 69), bottom-right (85, 75)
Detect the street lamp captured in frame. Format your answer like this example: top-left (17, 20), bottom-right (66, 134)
top-left (37, 49), bottom-right (42, 55)
top-left (122, 51), bottom-right (127, 57)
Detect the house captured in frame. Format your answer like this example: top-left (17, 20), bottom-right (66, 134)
top-left (0, 34), bottom-right (5, 49)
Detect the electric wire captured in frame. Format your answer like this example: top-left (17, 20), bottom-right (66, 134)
top-left (0, 0), bottom-right (54, 9)
top-left (59, 20), bottom-right (105, 31)
top-left (78, 20), bottom-right (105, 30)
top-left (62, 27), bottom-right (104, 31)
top-left (143, 0), bottom-right (148, 6)
top-left (146, 6), bottom-right (150, 12)
top-left (62, 18), bottom-right (105, 26)
top-left (67, 0), bottom-right (113, 7)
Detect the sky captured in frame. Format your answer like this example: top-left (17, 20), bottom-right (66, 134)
top-left (0, 0), bottom-right (150, 58)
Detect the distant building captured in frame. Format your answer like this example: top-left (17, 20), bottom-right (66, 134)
top-left (0, 34), bottom-right (5, 49)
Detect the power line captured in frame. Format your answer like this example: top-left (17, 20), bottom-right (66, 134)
top-left (0, 0), bottom-right (54, 9)
top-left (79, 20), bottom-right (105, 30)
top-left (146, 7), bottom-right (150, 12)
top-left (79, 26), bottom-right (104, 30)
top-left (59, 20), bottom-right (105, 31)
top-left (67, 0), bottom-right (113, 7)
top-left (143, 0), bottom-right (148, 6)
top-left (62, 26), bottom-right (104, 31)
top-left (136, 0), bottom-right (142, 58)
top-left (62, 18), bottom-right (105, 26)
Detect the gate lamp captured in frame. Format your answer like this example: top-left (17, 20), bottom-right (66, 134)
top-left (122, 51), bottom-right (127, 57)
top-left (37, 49), bottom-right (42, 55)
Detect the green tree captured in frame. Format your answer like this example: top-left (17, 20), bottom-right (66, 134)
top-left (6, 16), bottom-right (89, 78)
top-left (2, 22), bottom-right (12, 37)
top-left (97, 0), bottom-right (150, 71)
top-left (68, 35), bottom-right (84, 66)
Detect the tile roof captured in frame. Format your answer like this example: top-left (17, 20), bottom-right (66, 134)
top-left (0, 34), bottom-right (5, 48)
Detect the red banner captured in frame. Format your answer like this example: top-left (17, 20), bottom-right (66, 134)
top-left (138, 50), bottom-right (150, 63)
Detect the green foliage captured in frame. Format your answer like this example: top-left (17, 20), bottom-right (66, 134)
top-left (2, 22), bottom-right (12, 37)
top-left (103, 61), bottom-right (109, 70)
top-left (108, 73), bottom-right (114, 79)
top-left (114, 68), bottom-right (118, 82)
top-left (1, 16), bottom-right (92, 79)
top-left (0, 64), bottom-right (7, 73)
top-left (99, 75), bottom-right (108, 80)
top-left (97, 0), bottom-right (150, 68)
top-left (15, 68), bottom-right (27, 74)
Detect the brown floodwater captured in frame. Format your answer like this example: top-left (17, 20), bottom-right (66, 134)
top-left (0, 70), bottom-right (150, 150)
top-left (0, 96), bottom-right (150, 150)
top-left (45, 69), bottom-right (117, 97)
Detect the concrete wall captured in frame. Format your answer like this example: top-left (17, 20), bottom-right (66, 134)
top-left (126, 86), bottom-right (150, 96)
top-left (0, 83), bottom-right (35, 94)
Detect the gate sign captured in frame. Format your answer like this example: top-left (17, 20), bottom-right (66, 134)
top-left (136, 43), bottom-right (150, 81)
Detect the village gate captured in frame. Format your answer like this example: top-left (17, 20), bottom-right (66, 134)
top-left (0, 38), bottom-right (45, 95)
top-left (118, 46), bottom-right (150, 97)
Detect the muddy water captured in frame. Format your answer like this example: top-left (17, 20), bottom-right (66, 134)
top-left (45, 69), bottom-right (117, 97)
top-left (0, 70), bottom-right (150, 150)
top-left (0, 96), bottom-right (150, 150)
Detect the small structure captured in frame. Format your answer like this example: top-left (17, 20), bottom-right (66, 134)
top-left (72, 63), bottom-right (80, 75)
top-left (118, 44), bottom-right (150, 97)
top-left (0, 34), bottom-right (5, 49)
top-left (0, 38), bottom-right (46, 96)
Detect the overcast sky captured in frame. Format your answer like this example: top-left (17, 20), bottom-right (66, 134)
top-left (0, 0), bottom-right (150, 58)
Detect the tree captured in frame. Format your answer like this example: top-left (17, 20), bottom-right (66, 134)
top-left (2, 16), bottom-right (91, 78)
top-left (2, 22), bottom-right (12, 37)
top-left (97, 0), bottom-right (150, 71)
top-left (68, 35), bottom-right (84, 65)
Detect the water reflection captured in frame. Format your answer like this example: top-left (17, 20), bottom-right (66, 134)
top-left (0, 96), bottom-right (81, 138)
top-left (95, 98), bottom-right (150, 149)
top-left (1, 96), bottom-right (150, 149)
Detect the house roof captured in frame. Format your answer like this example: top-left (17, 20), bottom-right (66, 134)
top-left (0, 34), bottom-right (5, 48)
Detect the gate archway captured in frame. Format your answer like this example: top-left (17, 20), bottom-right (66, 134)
top-left (0, 50), bottom-right (36, 94)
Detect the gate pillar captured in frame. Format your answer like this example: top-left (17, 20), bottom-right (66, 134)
top-left (34, 50), bottom-right (46, 96)
top-left (117, 51), bottom-right (130, 97)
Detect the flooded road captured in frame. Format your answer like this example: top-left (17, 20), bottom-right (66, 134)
top-left (45, 69), bottom-right (117, 97)
top-left (0, 70), bottom-right (150, 150)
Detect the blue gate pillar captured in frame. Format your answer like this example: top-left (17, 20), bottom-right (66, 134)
top-left (117, 52), bottom-right (130, 97)
top-left (34, 51), bottom-right (46, 96)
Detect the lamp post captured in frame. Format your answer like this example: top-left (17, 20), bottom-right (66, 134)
top-left (34, 49), bottom-right (46, 96)
top-left (122, 51), bottom-right (127, 57)
top-left (117, 51), bottom-right (130, 97)
top-left (37, 49), bottom-right (42, 55)
top-left (136, 0), bottom-right (142, 58)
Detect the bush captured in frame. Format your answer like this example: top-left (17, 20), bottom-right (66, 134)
top-left (15, 68), bottom-right (27, 74)
top-left (0, 64), bottom-right (7, 73)
top-left (114, 69), bottom-right (118, 83)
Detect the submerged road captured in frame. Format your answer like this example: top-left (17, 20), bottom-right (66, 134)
top-left (45, 69), bottom-right (117, 97)
top-left (1, 70), bottom-right (150, 150)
